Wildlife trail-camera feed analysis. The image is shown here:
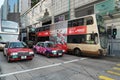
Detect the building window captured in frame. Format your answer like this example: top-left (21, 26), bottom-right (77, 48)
top-left (87, 9), bottom-right (93, 15)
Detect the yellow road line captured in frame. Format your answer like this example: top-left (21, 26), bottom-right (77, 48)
top-left (99, 75), bottom-right (114, 80)
top-left (107, 70), bottom-right (120, 76)
top-left (116, 64), bottom-right (120, 67)
top-left (113, 67), bottom-right (120, 71)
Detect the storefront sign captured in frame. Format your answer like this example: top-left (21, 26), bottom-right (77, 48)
top-left (37, 31), bottom-right (50, 37)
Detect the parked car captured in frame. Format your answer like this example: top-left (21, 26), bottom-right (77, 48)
top-left (3, 41), bottom-right (34, 62)
top-left (33, 41), bottom-right (65, 57)
top-left (0, 42), bottom-right (6, 50)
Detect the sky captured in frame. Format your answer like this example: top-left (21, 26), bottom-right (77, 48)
top-left (0, 0), bottom-right (5, 8)
top-left (8, 0), bottom-right (18, 12)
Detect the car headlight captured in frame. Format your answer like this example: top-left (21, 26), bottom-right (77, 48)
top-left (29, 51), bottom-right (34, 54)
top-left (11, 52), bottom-right (18, 55)
top-left (52, 50), bottom-right (57, 53)
top-left (62, 50), bottom-right (65, 52)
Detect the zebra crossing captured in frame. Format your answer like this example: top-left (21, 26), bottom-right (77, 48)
top-left (99, 64), bottom-right (120, 80)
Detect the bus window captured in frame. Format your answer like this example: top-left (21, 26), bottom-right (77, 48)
top-left (67, 35), bottom-right (86, 44)
top-left (44, 25), bottom-right (50, 30)
top-left (86, 33), bottom-right (98, 44)
top-left (68, 21), bottom-right (72, 27)
top-left (72, 20), bottom-right (78, 27)
top-left (78, 18), bottom-right (84, 26)
top-left (86, 16), bottom-right (93, 25)
top-left (67, 34), bottom-right (98, 44)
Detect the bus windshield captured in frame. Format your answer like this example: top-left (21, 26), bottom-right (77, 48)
top-left (2, 21), bottom-right (19, 33)
top-left (0, 21), bottom-right (19, 43)
top-left (0, 34), bottom-right (18, 43)
top-left (96, 15), bottom-right (108, 49)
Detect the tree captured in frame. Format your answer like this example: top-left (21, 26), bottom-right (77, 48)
top-left (31, 0), bottom-right (40, 7)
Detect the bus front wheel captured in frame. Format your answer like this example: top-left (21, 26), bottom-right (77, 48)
top-left (74, 48), bottom-right (82, 56)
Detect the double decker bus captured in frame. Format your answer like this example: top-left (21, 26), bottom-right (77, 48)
top-left (50, 14), bottom-right (108, 56)
top-left (67, 14), bottom-right (107, 56)
top-left (0, 21), bottom-right (19, 49)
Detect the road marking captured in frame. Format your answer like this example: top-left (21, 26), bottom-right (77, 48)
top-left (107, 70), bottom-right (120, 76)
top-left (116, 64), bottom-right (120, 67)
top-left (63, 59), bottom-right (79, 64)
top-left (0, 58), bottom-right (87, 77)
top-left (113, 67), bottom-right (120, 71)
top-left (99, 75), bottom-right (114, 80)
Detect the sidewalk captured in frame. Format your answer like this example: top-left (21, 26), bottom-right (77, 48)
top-left (103, 55), bottom-right (120, 62)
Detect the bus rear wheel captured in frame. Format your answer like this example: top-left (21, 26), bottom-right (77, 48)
top-left (74, 48), bottom-right (82, 56)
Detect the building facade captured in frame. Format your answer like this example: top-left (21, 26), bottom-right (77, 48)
top-left (19, 0), bottom-right (31, 15)
top-left (1, 0), bottom-right (8, 20)
top-left (21, 0), bottom-right (102, 28)
top-left (20, 0), bottom-right (120, 57)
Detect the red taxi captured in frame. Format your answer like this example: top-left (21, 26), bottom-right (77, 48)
top-left (3, 41), bottom-right (34, 62)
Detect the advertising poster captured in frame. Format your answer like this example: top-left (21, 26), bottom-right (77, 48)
top-left (50, 21), bottom-right (67, 45)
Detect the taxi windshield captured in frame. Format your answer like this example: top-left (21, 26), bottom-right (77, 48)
top-left (9, 42), bottom-right (28, 48)
top-left (45, 42), bottom-right (54, 48)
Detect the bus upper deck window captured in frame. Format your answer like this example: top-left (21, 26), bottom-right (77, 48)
top-left (73, 20), bottom-right (78, 27)
top-left (78, 18), bottom-right (84, 26)
top-left (86, 16), bottom-right (93, 25)
top-left (87, 19), bottom-right (93, 25)
top-left (68, 21), bottom-right (72, 27)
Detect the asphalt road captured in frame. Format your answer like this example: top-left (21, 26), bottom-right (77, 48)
top-left (0, 51), bottom-right (120, 80)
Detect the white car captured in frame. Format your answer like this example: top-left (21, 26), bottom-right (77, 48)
top-left (0, 43), bottom-right (6, 50)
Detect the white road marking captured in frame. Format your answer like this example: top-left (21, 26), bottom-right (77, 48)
top-left (63, 59), bottom-right (79, 64)
top-left (0, 58), bottom-right (87, 77)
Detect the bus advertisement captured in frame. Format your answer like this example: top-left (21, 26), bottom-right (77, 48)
top-left (49, 21), bottom-right (68, 52)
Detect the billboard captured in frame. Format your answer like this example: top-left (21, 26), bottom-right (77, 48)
top-left (50, 21), bottom-right (67, 44)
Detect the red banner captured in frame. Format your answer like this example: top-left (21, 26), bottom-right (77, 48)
top-left (67, 26), bottom-right (87, 35)
top-left (37, 31), bottom-right (50, 37)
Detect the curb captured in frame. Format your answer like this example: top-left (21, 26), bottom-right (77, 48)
top-left (103, 56), bottom-right (120, 62)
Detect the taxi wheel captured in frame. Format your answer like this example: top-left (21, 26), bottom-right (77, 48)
top-left (34, 49), bottom-right (38, 54)
top-left (3, 52), bottom-right (6, 56)
top-left (7, 56), bottom-right (11, 62)
top-left (29, 58), bottom-right (33, 60)
top-left (46, 53), bottom-right (50, 58)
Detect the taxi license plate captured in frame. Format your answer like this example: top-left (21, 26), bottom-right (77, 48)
top-left (58, 53), bottom-right (62, 55)
top-left (12, 55), bottom-right (18, 58)
top-left (21, 56), bottom-right (27, 59)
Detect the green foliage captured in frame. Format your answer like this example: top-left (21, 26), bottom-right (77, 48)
top-left (31, 0), bottom-right (40, 7)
